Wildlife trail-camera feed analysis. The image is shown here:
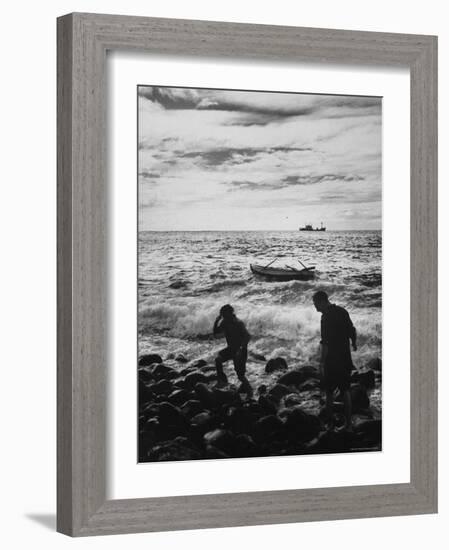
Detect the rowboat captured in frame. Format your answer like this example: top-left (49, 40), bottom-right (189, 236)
top-left (250, 263), bottom-right (316, 281)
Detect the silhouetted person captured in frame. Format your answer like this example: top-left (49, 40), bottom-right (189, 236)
top-left (213, 304), bottom-right (252, 396)
top-left (312, 290), bottom-right (357, 431)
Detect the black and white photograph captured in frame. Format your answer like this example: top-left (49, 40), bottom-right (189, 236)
top-left (137, 85), bottom-right (382, 462)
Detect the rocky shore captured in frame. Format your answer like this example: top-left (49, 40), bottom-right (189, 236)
top-left (138, 353), bottom-right (382, 462)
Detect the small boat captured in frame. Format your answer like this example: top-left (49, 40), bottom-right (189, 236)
top-left (250, 263), bottom-right (316, 281)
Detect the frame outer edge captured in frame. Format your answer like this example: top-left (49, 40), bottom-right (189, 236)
top-left (57, 12), bottom-right (438, 536)
top-left (410, 36), bottom-right (438, 510)
top-left (57, 13), bottom-right (75, 536)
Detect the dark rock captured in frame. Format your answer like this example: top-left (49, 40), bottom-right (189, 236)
top-left (138, 367), bottom-right (154, 383)
top-left (157, 402), bottom-right (185, 425)
top-left (213, 387), bottom-right (242, 407)
top-left (167, 389), bottom-right (192, 407)
top-left (265, 357), bottom-right (288, 374)
top-left (181, 399), bottom-right (205, 418)
top-left (278, 366), bottom-right (320, 387)
top-left (268, 383), bottom-right (291, 403)
top-left (351, 369), bottom-right (376, 389)
top-left (138, 380), bottom-right (154, 404)
top-left (138, 353), bottom-right (163, 366)
top-left (184, 371), bottom-right (209, 388)
top-left (367, 357), bottom-right (382, 371)
top-left (190, 359), bottom-right (207, 369)
top-left (257, 384), bottom-right (268, 395)
top-left (250, 351), bottom-right (266, 361)
top-left (205, 445), bottom-right (230, 459)
top-left (175, 353), bottom-right (189, 363)
top-left (203, 429), bottom-right (238, 454)
top-left (258, 395), bottom-right (278, 416)
top-left (194, 383), bottom-right (217, 408)
top-left (253, 415), bottom-right (285, 443)
top-left (354, 418), bottom-right (382, 439)
top-left (350, 384), bottom-right (370, 412)
top-left (280, 406), bottom-right (321, 442)
top-left (147, 437), bottom-right (201, 461)
top-left (180, 366), bottom-right (196, 376)
top-left (149, 379), bottom-right (174, 396)
top-left (224, 406), bottom-right (255, 435)
top-left (305, 429), bottom-right (355, 454)
top-left (283, 393), bottom-right (303, 408)
top-left (149, 363), bottom-right (176, 380)
top-left (190, 412), bottom-right (219, 435)
top-left (234, 434), bottom-right (258, 457)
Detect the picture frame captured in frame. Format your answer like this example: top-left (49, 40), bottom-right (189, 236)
top-left (57, 12), bottom-right (438, 536)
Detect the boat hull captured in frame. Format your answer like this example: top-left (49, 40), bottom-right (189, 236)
top-left (250, 264), bottom-right (315, 281)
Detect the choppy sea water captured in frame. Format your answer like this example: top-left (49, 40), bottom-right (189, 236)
top-left (138, 230), bottom-right (382, 410)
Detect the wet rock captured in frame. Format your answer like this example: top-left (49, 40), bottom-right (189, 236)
top-left (250, 351), bottom-right (266, 362)
top-left (167, 389), bottom-right (193, 407)
top-left (257, 384), bottom-right (268, 395)
top-left (138, 367), bottom-right (154, 383)
top-left (203, 429), bottom-right (238, 454)
top-left (184, 371), bottom-right (209, 389)
top-left (175, 353), bottom-right (189, 363)
top-left (298, 379), bottom-right (320, 392)
top-left (205, 445), bottom-right (230, 459)
top-left (180, 366), bottom-right (196, 376)
top-left (278, 367), bottom-right (319, 387)
top-left (149, 379), bottom-right (174, 396)
top-left (224, 406), bottom-right (255, 435)
top-left (138, 380), bottom-right (153, 403)
top-left (351, 369), bottom-right (376, 389)
top-left (268, 383), bottom-right (291, 403)
top-left (147, 437), bottom-right (201, 461)
top-left (181, 399), bottom-right (205, 418)
top-left (194, 383), bottom-right (217, 408)
top-left (258, 395), bottom-right (278, 416)
top-left (265, 357), bottom-right (288, 374)
top-left (234, 434), bottom-right (258, 457)
top-left (253, 415), bottom-right (285, 443)
top-left (280, 406), bottom-right (321, 442)
top-left (139, 353), bottom-right (163, 366)
top-left (350, 384), bottom-right (370, 412)
top-left (157, 402), bottom-right (185, 425)
top-left (190, 359), bottom-right (207, 369)
top-left (213, 387), bottom-right (242, 407)
top-left (283, 393), bottom-right (303, 408)
top-left (149, 363), bottom-right (176, 380)
top-left (354, 418), bottom-right (382, 440)
top-left (305, 429), bottom-right (354, 454)
top-left (190, 412), bottom-right (219, 436)
top-left (367, 357), bottom-right (382, 371)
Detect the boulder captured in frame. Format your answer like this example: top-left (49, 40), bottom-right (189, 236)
top-left (278, 367), bottom-right (319, 387)
top-left (268, 383), bottom-right (291, 403)
top-left (147, 437), bottom-right (201, 461)
top-left (257, 384), bottom-right (268, 395)
top-left (138, 353), bottom-right (163, 366)
top-left (234, 434), bottom-right (258, 457)
top-left (194, 383), bottom-right (218, 408)
top-left (149, 379), bottom-right (174, 396)
top-left (367, 357), bottom-right (382, 371)
top-left (224, 406), bottom-right (255, 435)
top-left (250, 351), bottom-right (266, 362)
top-left (283, 393), bottom-right (303, 408)
top-left (280, 406), bottom-right (321, 442)
top-left (265, 357), bottom-right (288, 374)
top-left (184, 371), bottom-right (209, 388)
top-left (351, 369), bottom-right (376, 389)
top-left (213, 387), bottom-right (242, 407)
top-left (167, 389), bottom-right (193, 407)
top-left (350, 384), bottom-right (370, 412)
top-left (175, 353), bottom-right (189, 363)
top-left (181, 399), bottom-right (205, 418)
top-left (149, 363), bottom-right (176, 380)
top-left (203, 429), bottom-right (238, 455)
top-left (138, 367), bottom-right (154, 383)
top-left (253, 415), bottom-right (285, 443)
top-left (190, 412), bottom-right (219, 436)
top-left (138, 380), bottom-right (153, 404)
top-left (190, 359), bottom-right (207, 369)
top-left (258, 395), bottom-right (278, 416)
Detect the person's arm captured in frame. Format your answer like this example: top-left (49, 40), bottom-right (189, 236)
top-left (213, 315), bottom-right (223, 336)
top-left (345, 310), bottom-right (357, 351)
top-left (239, 322), bottom-right (251, 349)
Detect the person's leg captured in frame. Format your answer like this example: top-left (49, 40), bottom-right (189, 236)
top-left (343, 389), bottom-right (353, 431)
top-left (215, 349), bottom-right (229, 386)
top-left (325, 389), bottom-right (334, 430)
top-left (234, 348), bottom-right (253, 397)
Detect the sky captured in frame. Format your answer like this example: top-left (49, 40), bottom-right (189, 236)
top-left (138, 86), bottom-right (382, 231)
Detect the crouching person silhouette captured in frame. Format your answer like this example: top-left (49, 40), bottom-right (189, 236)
top-left (213, 304), bottom-right (252, 396)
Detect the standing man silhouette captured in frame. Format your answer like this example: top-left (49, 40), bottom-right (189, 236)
top-left (312, 291), bottom-right (357, 431)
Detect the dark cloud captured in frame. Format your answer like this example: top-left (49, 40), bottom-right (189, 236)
top-left (227, 173), bottom-right (365, 192)
top-left (178, 146), bottom-right (312, 167)
top-left (139, 170), bottom-right (160, 179)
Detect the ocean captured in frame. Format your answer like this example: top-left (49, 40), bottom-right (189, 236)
top-left (138, 230), bottom-right (382, 411)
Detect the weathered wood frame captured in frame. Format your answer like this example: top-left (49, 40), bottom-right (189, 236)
top-left (57, 12), bottom-right (438, 536)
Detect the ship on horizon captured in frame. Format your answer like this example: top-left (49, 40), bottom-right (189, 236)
top-left (299, 222), bottom-right (326, 232)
